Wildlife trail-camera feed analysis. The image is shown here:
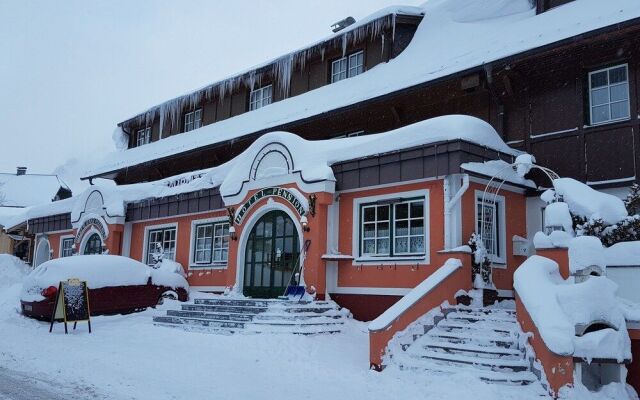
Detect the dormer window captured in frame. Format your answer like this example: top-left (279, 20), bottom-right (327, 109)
top-left (136, 127), bottom-right (151, 146)
top-left (183, 109), bottom-right (202, 132)
top-left (249, 85), bottom-right (273, 111)
top-left (331, 50), bottom-right (364, 83)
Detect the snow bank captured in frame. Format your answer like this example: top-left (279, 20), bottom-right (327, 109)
top-left (368, 258), bottom-right (461, 331)
top-left (553, 178), bottom-right (627, 225)
top-left (544, 202), bottom-right (573, 233)
top-left (21, 255), bottom-right (188, 302)
top-left (514, 255), bottom-right (630, 360)
top-left (604, 241), bottom-right (640, 266)
top-left (87, 0), bottom-right (640, 178)
top-left (533, 230), bottom-right (572, 249)
top-left (460, 159), bottom-right (536, 188)
top-left (0, 254), bottom-right (30, 288)
top-left (568, 236), bottom-right (605, 274)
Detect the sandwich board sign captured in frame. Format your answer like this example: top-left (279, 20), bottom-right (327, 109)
top-left (49, 278), bottom-right (92, 334)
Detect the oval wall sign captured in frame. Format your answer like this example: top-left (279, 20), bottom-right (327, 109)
top-left (234, 187), bottom-right (306, 225)
top-left (74, 217), bottom-right (108, 244)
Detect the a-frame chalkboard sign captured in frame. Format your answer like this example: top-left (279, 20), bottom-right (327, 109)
top-left (49, 278), bottom-right (92, 334)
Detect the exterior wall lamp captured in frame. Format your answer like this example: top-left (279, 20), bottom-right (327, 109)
top-left (229, 226), bottom-right (237, 241)
top-left (301, 215), bottom-right (310, 232)
top-left (227, 207), bottom-right (238, 240)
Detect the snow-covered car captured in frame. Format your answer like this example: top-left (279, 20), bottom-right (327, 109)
top-left (20, 255), bottom-right (189, 320)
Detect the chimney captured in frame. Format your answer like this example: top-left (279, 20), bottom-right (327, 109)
top-left (16, 167), bottom-right (27, 176)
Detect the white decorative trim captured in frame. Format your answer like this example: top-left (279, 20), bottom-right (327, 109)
top-left (142, 222), bottom-right (179, 265)
top-left (474, 190), bottom-right (507, 265)
top-left (497, 289), bottom-right (514, 298)
top-left (79, 226), bottom-right (104, 255)
top-left (121, 222), bottom-right (132, 257)
top-left (190, 285), bottom-right (227, 292)
top-left (529, 127), bottom-right (578, 139)
top-left (234, 202), bottom-right (304, 294)
top-left (188, 216), bottom-right (229, 269)
top-left (34, 235), bottom-right (51, 267)
top-left (351, 189), bottom-right (430, 265)
top-left (58, 234), bottom-right (75, 258)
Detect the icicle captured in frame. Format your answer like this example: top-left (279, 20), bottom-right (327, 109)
top-left (392, 13), bottom-right (396, 42)
top-left (381, 33), bottom-right (385, 58)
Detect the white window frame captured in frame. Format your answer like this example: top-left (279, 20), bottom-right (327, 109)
top-left (352, 189), bottom-right (429, 264)
top-left (59, 235), bottom-right (75, 258)
top-left (474, 190), bottom-right (507, 265)
top-left (249, 84), bottom-right (273, 111)
top-left (136, 127), bottom-right (151, 146)
top-left (331, 50), bottom-right (364, 83)
top-left (188, 217), bottom-right (230, 269)
top-left (183, 109), bottom-right (202, 132)
top-left (142, 223), bottom-right (178, 266)
top-left (588, 64), bottom-right (630, 126)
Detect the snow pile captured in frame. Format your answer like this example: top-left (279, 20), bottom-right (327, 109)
top-left (514, 255), bottom-right (630, 361)
top-left (0, 172), bottom-right (68, 208)
top-left (460, 159), bottom-right (536, 188)
top-left (533, 230), bottom-right (572, 249)
top-left (87, 0), bottom-right (640, 178)
top-left (604, 241), bottom-right (640, 266)
top-left (514, 153), bottom-right (535, 178)
top-left (21, 255), bottom-right (188, 302)
top-left (369, 258), bottom-right (462, 331)
top-left (0, 254), bottom-right (30, 288)
top-left (544, 202), bottom-right (573, 233)
top-left (112, 127), bottom-right (129, 151)
top-left (553, 178), bottom-right (627, 225)
top-left (221, 115), bottom-right (515, 198)
top-left (568, 236), bottom-right (605, 274)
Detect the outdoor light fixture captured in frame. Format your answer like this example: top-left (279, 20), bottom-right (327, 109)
top-left (229, 226), bottom-right (237, 241)
top-left (301, 216), bottom-right (310, 232)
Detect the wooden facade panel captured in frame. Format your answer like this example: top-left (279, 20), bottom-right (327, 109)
top-left (216, 96), bottom-right (232, 122)
top-left (585, 126), bottom-right (636, 183)
top-left (529, 70), bottom-right (579, 135)
top-left (202, 101), bottom-right (216, 125)
top-left (28, 213), bottom-right (72, 234)
top-left (126, 190), bottom-right (224, 222)
top-left (230, 90), bottom-right (247, 117)
top-left (308, 60), bottom-right (327, 91)
top-left (530, 135), bottom-right (583, 180)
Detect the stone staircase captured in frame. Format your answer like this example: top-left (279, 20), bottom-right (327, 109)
top-left (389, 305), bottom-right (540, 385)
top-left (153, 297), bottom-right (347, 335)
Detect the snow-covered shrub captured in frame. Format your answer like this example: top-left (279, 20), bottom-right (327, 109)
top-left (467, 233), bottom-right (491, 286)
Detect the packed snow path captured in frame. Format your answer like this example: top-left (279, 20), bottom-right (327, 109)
top-left (153, 297), bottom-right (348, 334)
top-left (389, 304), bottom-right (544, 389)
top-left (0, 366), bottom-right (102, 400)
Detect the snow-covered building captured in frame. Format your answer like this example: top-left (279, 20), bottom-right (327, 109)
top-left (4, 0), bottom-right (640, 396)
top-left (0, 167), bottom-right (71, 263)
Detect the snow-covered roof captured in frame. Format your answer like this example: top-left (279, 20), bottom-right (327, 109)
top-left (4, 115), bottom-right (516, 230)
top-left (460, 160), bottom-right (536, 189)
top-left (86, 0), bottom-right (640, 179)
top-left (0, 173), bottom-right (69, 208)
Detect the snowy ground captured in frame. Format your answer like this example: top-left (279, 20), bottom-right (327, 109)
top-left (0, 257), bottom-right (630, 400)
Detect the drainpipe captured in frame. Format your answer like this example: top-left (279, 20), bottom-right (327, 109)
top-left (444, 174), bottom-right (470, 250)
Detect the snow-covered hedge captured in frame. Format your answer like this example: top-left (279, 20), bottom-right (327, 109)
top-left (21, 255), bottom-right (188, 302)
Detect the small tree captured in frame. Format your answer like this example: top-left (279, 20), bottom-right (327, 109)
top-left (150, 243), bottom-right (165, 268)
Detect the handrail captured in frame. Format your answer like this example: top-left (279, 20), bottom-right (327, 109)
top-left (369, 258), bottom-right (462, 332)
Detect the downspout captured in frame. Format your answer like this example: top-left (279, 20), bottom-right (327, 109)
top-left (444, 174), bottom-right (470, 250)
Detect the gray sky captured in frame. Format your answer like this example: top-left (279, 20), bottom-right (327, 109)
top-left (0, 0), bottom-right (423, 178)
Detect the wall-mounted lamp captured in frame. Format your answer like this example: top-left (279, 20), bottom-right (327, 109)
top-left (301, 215), bottom-right (310, 232)
top-left (229, 226), bottom-right (237, 241)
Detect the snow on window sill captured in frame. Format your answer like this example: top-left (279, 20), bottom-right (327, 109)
top-left (353, 254), bottom-right (428, 265)
top-left (188, 263), bottom-right (228, 270)
top-left (584, 117), bottom-right (631, 129)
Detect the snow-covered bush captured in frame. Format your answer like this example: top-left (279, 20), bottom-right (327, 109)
top-left (467, 233), bottom-right (491, 286)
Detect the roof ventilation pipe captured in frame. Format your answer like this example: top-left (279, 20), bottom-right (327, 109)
top-left (444, 174), bottom-right (469, 250)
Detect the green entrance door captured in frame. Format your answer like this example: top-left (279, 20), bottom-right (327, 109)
top-left (243, 210), bottom-right (300, 298)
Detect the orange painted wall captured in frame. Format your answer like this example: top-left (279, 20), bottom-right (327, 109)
top-left (46, 231), bottom-right (74, 259)
top-left (336, 180), bottom-right (445, 289)
top-left (536, 248), bottom-right (570, 279)
top-left (461, 182), bottom-right (528, 290)
top-left (129, 211), bottom-right (229, 288)
top-left (516, 293), bottom-right (573, 396)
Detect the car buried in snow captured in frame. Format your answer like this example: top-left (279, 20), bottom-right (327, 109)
top-left (20, 255), bottom-right (189, 320)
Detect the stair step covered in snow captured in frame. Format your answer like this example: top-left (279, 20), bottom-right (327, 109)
top-left (384, 301), bottom-right (544, 386)
top-left (153, 297), bottom-right (349, 335)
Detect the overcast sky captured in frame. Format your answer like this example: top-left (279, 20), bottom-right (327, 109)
top-left (0, 0), bottom-right (423, 177)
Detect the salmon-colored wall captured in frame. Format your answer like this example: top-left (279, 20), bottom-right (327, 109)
top-left (129, 211), bottom-right (229, 288)
top-left (336, 181), bottom-right (445, 290)
top-left (516, 293), bottom-right (573, 396)
top-left (461, 182), bottom-right (527, 290)
top-left (46, 231), bottom-right (74, 259)
top-left (369, 251), bottom-right (472, 369)
top-left (536, 248), bottom-right (570, 279)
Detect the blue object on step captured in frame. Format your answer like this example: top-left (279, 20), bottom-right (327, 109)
top-left (285, 285), bottom-right (306, 299)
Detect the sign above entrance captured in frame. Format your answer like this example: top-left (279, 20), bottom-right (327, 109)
top-left (75, 217), bottom-right (108, 244)
top-left (234, 187), bottom-right (306, 225)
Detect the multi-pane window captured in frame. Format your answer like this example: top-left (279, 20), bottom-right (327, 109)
top-left (360, 198), bottom-right (425, 257)
top-left (476, 198), bottom-right (500, 259)
top-left (183, 109), bottom-right (202, 132)
top-left (331, 50), bottom-right (364, 83)
top-left (193, 222), bottom-right (229, 265)
top-left (146, 227), bottom-right (177, 265)
top-left (61, 238), bottom-right (74, 257)
top-left (249, 85), bottom-right (273, 111)
top-left (588, 64), bottom-right (630, 125)
top-left (136, 127), bottom-right (151, 146)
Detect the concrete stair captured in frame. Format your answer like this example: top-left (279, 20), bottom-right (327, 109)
top-left (153, 297), bottom-right (347, 335)
top-left (390, 304), bottom-right (540, 386)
